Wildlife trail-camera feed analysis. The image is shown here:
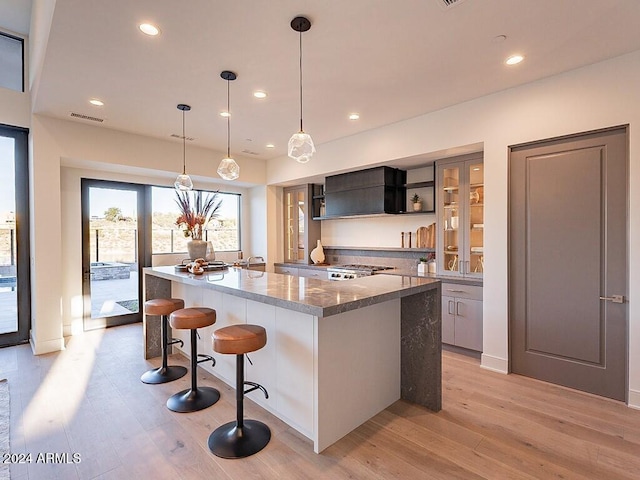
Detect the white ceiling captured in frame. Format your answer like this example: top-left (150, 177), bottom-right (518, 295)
top-left (4, 0), bottom-right (640, 161)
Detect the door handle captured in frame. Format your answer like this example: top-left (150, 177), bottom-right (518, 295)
top-left (456, 301), bottom-right (461, 316)
top-left (599, 294), bottom-right (625, 304)
top-left (448, 300), bottom-right (454, 315)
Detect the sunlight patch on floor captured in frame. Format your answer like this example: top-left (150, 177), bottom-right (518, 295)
top-left (20, 329), bottom-right (105, 441)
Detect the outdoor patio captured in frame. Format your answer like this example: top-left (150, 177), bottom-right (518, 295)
top-left (0, 272), bottom-right (139, 335)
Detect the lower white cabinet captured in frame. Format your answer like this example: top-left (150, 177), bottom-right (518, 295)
top-left (297, 268), bottom-right (325, 279)
top-left (275, 265), bottom-right (327, 279)
top-left (441, 282), bottom-right (483, 351)
top-left (274, 265), bottom-right (299, 276)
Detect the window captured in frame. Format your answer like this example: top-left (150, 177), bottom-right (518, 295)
top-left (151, 186), bottom-right (240, 254)
top-left (0, 32), bottom-right (24, 92)
top-left (0, 124), bottom-right (30, 347)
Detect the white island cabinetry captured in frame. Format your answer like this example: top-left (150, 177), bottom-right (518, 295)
top-left (144, 266), bottom-right (440, 453)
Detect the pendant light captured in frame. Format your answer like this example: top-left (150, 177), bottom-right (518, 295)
top-left (174, 103), bottom-right (193, 191)
top-left (288, 16), bottom-right (315, 164)
top-left (217, 70), bottom-right (240, 181)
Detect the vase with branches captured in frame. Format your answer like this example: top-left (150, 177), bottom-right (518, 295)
top-left (175, 191), bottom-right (221, 259)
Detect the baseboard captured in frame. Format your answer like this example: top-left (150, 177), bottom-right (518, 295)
top-left (480, 353), bottom-right (508, 374)
top-left (629, 389), bottom-right (640, 409)
top-left (29, 330), bottom-right (65, 355)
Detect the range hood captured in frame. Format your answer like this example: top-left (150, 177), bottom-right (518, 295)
top-left (324, 166), bottom-right (406, 217)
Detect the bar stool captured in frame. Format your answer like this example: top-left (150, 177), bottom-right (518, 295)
top-left (167, 307), bottom-right (220, 413)
top-left (141, 298), bottom-right (187, 384)
top-left (208, 324), bottom-right (270, 459)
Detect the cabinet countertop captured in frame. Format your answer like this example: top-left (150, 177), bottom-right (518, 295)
top-left (274, 263), bottom-right (482, 286)
top-left (381, 268), bottom-right (483, 287)
top-left (273, 262), bottom-right (330, 270)
top-left (144, 266), bottom-right (440, 318)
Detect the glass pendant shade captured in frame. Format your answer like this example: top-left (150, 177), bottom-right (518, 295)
top-left (175, 103), bottom-right (193, 191)
top-left (288, 131), bottom-right (315, 163)
top-left (289, 16), bottom-right (314, 163)
top-left (174, 173), bottom-right (193, 191)
top-left (217, 157), bottom-right (240, 181)
top-left (218, 70), bottom-right (240, 181)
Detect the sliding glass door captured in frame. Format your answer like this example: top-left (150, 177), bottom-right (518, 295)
top-left (0, 124), bottom-right (30, 347)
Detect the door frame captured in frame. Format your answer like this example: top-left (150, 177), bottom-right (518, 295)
top-left (81, 179), bottom-right (150, 330)
top-left (508, 124), bottom-right (629, 401)
top-left (0, 124), bottom-right (30, 347)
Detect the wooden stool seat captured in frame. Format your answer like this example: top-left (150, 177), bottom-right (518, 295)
top-left (170, 307), bottom-right (216, 330)
top-left (166, 307), bottom-right (219, 413)
top-left (213, 324), bottom-right (267, 355)
top-left (141, 298), bottom-right (187, 385)
top-left (144, 298), bottom-right (184, 316)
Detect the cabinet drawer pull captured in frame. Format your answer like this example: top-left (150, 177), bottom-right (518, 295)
top-left (446, 289), bottom-right (466, 293)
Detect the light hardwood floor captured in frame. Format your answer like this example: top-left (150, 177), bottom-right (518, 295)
top-left (1, 323), bottom-right (639, 479)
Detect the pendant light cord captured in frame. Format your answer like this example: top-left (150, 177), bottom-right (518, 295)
top-left (299, 30), bottom-right (304, 132)
top-left (182, 110), bottom-right (187, 174)
top-left (227, 78), bottom-right (231, 157)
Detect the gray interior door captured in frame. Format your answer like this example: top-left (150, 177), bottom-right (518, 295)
top-left (509, 127), bottom-right (628, 401)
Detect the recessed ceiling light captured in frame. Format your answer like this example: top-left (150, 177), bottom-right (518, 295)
top-left (253, 91), bottom-right (267, 99)
top-left (266, 144), bottom-right (275, 149)
top-left (220, 111), bottom-right (231, 117)
top-left (349, 113), bottom-right (360, 120)
top-left (89, 99), bottom-right (104, 106)
top-left (505, 54), bottom-right (524, 65)
top-left (492, 35), bottom-right (507, 44)
top-left (139, 23), bottom-right (160, 36)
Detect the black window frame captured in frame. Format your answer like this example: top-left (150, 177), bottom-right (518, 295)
top-left (149, 185), bottom-right (242, 255)
top-left (0, 123), bottom-right (30, 347)
top-left (0, 30), bottom-right (25, 93)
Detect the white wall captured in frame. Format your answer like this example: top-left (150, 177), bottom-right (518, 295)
top-left (321, 214), bottom-right (436, 249)
top-left (0, 87), bottom-right (30, 128)
top-left (267, 49), bottom-right (640, 407)
top-left (32, 115), bottom-right (267, 352)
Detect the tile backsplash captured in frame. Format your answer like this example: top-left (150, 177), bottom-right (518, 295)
top-left (324, 247), bottom-right (434, 270)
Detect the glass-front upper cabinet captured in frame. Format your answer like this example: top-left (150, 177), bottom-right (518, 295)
top-left (283, 184), bottom-right (321, 264)
top-left (467, 161), bottom-right (484, 276)
top-left (436, 156), bottom-right (483, 278)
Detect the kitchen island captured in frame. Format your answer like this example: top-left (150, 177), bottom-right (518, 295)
top-left (144, 266), bottom-right (441, 453)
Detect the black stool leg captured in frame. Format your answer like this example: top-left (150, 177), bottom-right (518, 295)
top-left (141, 314), bottom-right (187, 384)
top-left (208, 354), bottom-right (271, 458)
top-left (167, 329), bottom-right (220, 413)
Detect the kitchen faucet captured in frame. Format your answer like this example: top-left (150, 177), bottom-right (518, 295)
top-left (247, 256), bottom-right (264, 267)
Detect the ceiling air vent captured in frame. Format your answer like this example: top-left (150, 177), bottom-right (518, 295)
top-left (241, 149), bottom-right (260, 156)
top-left (170, 133), bottom-right (195, 141)
top-left (437, 0), bottom-right (466, 9)
top-left (69, 112), bottom-right (104, 123)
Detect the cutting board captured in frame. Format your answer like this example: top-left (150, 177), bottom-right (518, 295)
top-left (427, 222), bottom-right (436, 249)
top-left (415, 223), bottom-right (437, 249)
top-left (416, 226), bottom-right (428, 248)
